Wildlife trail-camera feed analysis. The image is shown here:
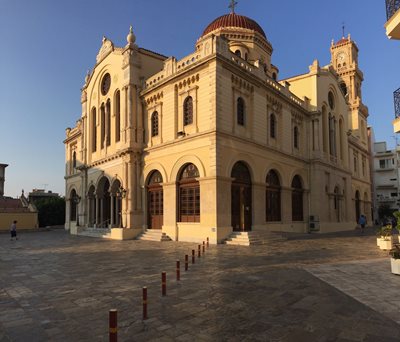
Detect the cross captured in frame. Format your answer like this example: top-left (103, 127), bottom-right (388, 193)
top-left (342, 22), bottom-right (345, 38)
top-left (229, 0), bottom-right (238, 13)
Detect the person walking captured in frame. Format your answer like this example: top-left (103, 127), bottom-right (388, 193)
top-left (358, 214), bottom-right (366, 234)
top-left (10, 220), bottom-right (18, 241)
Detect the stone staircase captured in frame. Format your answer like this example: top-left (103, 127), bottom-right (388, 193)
top-left (78, 227), bottom-right (111, 238)
top-left (224, 231), bottom-right (286, 246)
top-left (136, 229), bottom-right (172, 242)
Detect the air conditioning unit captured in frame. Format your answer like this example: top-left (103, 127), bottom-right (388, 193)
top-left (309, 222), bottom-right (320, 232)
top-left (309, 215), bottom-right (319, 222)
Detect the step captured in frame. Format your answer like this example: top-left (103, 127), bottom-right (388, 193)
top-left (136, 229), bottom-right (171, 242)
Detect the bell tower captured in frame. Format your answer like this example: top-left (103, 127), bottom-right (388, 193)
top-left (330, 34), bottom-right (368, 142)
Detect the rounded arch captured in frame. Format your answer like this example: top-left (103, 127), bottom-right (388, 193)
top-left (147, 169), bottom-right (164, 229)
top-left (224, 154), bottom-right (256, 182)
top-left (177, 163), bottom-right (200, 223)
top-left (110, 178), bottom-right (122, 195)
top-left (143, 162), bottom-right (168, 186)
top-left (291, 174), bottom-right (304, 221)
top-left (288, 169), bottom-right (308, 190)
top-left (66, 184), bottom-right (80, 200)
top-left (96, 175), bottom-right (111, 196)
top-left (266, 169), bottom-right (282, 222)
top-left (231, 161), bottom-right (252, 183)
top-left (264, 164), bottom-right (286, 188)
top-left (147, 170), bottom-right (163, 185)
top-left (170, 155), bottom-right (206, 182)
top-left (87, 65), bottom-right (113, 105)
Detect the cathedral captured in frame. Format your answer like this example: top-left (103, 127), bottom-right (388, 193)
top-left (64, 6), bottom-right (371, 243)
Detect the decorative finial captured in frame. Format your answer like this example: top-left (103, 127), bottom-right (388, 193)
top-left (229, 0), bottom-right (238, 13)
top-left (342, 22), bottom-right (345, 38)
top-left (127, 25), bottom-right (136, 45)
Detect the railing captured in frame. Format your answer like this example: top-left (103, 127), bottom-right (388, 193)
top-left (394, 87), bottom-right (400, 118)
top-left (386, 0), bottom-right (400, 21)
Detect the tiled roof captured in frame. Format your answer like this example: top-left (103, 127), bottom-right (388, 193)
top-left (202, 13), bottom-right (266, 39)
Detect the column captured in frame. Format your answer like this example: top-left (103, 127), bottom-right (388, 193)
top-left (110, 194), bottom-right (115, 227)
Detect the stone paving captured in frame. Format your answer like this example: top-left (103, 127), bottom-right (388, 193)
top-left (0, 228), bottom-right (400, 341)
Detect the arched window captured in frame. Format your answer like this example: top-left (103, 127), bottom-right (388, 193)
top-left (178, 163), bottom-right (200, 222)
top-left (293, 126), bottom-right (299, 149)
top-left (100, 103), bottom-right (105, 149)
top-left (72, 151), bottom-right (76, 169)
top-left (291, 175), bottom-right (303, 221)
top-left (70, 189), bottom-right (78, 222)
top-left (328, 113), bottom-right (336, 156)
top-left (183, 96), bottom-right (193, 126)
top-left (340, 82), bottom-right (347, 96)
top-left (237, 97), bottom-right (245, 126)
top-left (339, 119), bottom-right (344, 160)
top-left (266, 170), bottom-right (281, 221)
top-left (106, 100), bottom-right (111, 146)
top-left (148, 171), bottom-right (163, 229)
top-left (272, 72), bottom-right (277, 81)
top-left (235, 50), bottom-right (241, 58)
top-left (115, 90), bottom-right (120, 142)
top-left (151, 111), bottom-right (159, 137)
top-left (270, 114), bottom-right (276, 138)
top-left (91, 108), bottom-right (97, 152)
top-left (231, 162), bottom-right (252, 231)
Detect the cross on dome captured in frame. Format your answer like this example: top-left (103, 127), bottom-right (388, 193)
top-left (229, 0), bottom-right (238, 13)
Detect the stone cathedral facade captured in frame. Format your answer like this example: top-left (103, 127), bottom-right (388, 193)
top-left (64, 10), bottom-right (372, 243)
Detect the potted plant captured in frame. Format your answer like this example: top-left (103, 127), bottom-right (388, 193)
top-left (389, 244), bottom-right (400, 275)
top-left (376, 225), bottom-right (392, 250)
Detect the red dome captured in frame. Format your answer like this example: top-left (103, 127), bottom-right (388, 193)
top-left (202, 13), bottom-right (266, 39)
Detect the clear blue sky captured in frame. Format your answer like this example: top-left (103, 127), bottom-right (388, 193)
top-left (0, 0), bottom-right (399, 198)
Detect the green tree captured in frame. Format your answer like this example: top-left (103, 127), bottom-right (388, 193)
top-left (35, 197), bottom-right (65, 227)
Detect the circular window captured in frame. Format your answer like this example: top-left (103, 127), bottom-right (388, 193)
top-left (101, 73), bottom-right (111, 95)
top-left (328, 91), bottom-right (335, 110)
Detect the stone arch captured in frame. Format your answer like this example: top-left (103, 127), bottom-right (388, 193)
top-left (143, 162), bottom-right (168, 185)
top-left (231, 161), bottom-right (252, 231)
top-left (225, 153), bottom-right (257, 182)
top-left (170, 155), bottom-right (206, 182)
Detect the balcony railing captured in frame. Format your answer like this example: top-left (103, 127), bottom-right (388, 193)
top-left (395, 87), bottom-right (400, 118)
top-left (386, 0), bottom-right (400, 21)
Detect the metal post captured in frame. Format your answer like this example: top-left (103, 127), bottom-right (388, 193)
top-left (142, 287), bottom-right (148, 320)
top-left (192, 249), bottom-right (195, 264)
top-left (207, 237), bottom-right (209, 248)
top-left (162, 272), bottom-right (166, 296)
top-left (176, 260), bottom-right (180, 281)
top-left (185, 254), bottom-right (188, 271)
top-left (109, 309), bottom-right (117, 342)
top-left (202, 241), bottom-right (205, 254)
top-left (198, 245), bottom-right (201, 258)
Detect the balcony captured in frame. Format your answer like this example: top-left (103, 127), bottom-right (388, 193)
top-left (385, 0), bottom-right (400, 39)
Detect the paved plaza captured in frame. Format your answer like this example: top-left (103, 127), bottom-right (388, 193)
top-left (1, 229), bottom-right (400, 341)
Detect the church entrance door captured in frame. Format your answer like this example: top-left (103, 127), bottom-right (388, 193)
top-left (147, 171), bottom-right (163, 229)
top-left (231, 162), bottom-right (252, 231)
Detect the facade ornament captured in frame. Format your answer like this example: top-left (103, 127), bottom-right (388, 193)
top-left (127, 25), bottom-right (136, 45)
top-left (96, 36), bottom-right (114, 63)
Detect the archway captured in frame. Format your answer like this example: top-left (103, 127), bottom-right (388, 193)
top-left (147, 171), bottom-right (163, 229)
top-left (355, 190), bottom-right (361, 223)
top-left (87, 185), bottom-right (95, 226)
top-left (291, 175), bottom-right (303, 221)
top-left (231, 161), bottom-right (252, 231)
top-left (97, 177), bottom-right (111, 228)
top-left (110, 179), bottom-right (122, 228)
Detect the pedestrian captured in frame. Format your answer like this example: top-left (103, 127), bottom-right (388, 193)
top-left (358, 214), bottom-right (366, 234)
top-left (10, 220), bottom-right (18, 241)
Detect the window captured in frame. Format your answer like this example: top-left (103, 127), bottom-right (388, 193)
top-left (328, 91), bottom-right (335, 110)
top-left (329, 114), bottom-right (336, 156)
top-left (235, 50), bottom-right (241, 58)
top-left (115, 90), bottom-right (120, 142)
top-left (151, 111), bottom-right (159, 137)
top-left (354, 156), bottom-right (357, 173)
top-left (340, 82), bottom-right (347, 96)
top-left (270, 114), bottom-right (276, 138)
top-left (291, 175), bottom-right (303, 221)
top-left (362, 157), bottom-right (366, 176)
top-left (266, 170), bottom-right (281, 221)
top-left (101, 103), bottom-right (105, 149)
top-left (272, 72), bottom-right (277, 81)
top-left (72, 151), bottom-right (76, 169)
top-left (92, 108), bottom-right (97, 152)
top-left (106, 100), bottom-right (111, 146)
top-left (237, 97), bottom-right (245, 126)
top-left (178, 163), bottom-right (200, 222)
top-left (183, 96), bottom-right (193, 126)
top-left (379, 159), bottom-right (392, 169)
top-left (293, 126), bottom-right (299, 149)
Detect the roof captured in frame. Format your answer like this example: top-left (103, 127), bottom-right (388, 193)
top-left (202, 13), bottom-right (266, 39)
top-left (0, 197), bottom-right (30, 213)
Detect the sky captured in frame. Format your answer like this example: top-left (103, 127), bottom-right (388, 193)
top-left (0, 0), bottom-right (399, 198)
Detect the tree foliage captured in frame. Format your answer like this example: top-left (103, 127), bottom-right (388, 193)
top-left (35, 197), bottom-right (65, 227)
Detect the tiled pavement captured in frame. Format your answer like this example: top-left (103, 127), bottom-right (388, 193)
top-left (0, 228), bottom-right (400, 341)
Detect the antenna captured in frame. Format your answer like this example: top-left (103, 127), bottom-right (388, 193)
top-left (42, 183), bottom-right (48, 191)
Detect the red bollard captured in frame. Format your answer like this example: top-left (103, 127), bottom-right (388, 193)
top-left (185, 254), bottom-right (189, 271)
top-left (176, 260), bottom-right (180, 281)
top-left (207, 237), bottom-right (209, 248)
top-left (162, 272), bottom-right (166, 296)
top-left (192, 249), bottom-right (195, 264)
top-left (198, 245), bottom-right (201, 258)
top-left (109, 309), bottom-right (117, 342)
top-left (142, 287), bottom-right (148, 320)
top-left (202, 241), bottom-right (205, 254)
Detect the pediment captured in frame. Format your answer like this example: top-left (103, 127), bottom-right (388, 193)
top-left (96, 36), bottom-right (114, 63)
